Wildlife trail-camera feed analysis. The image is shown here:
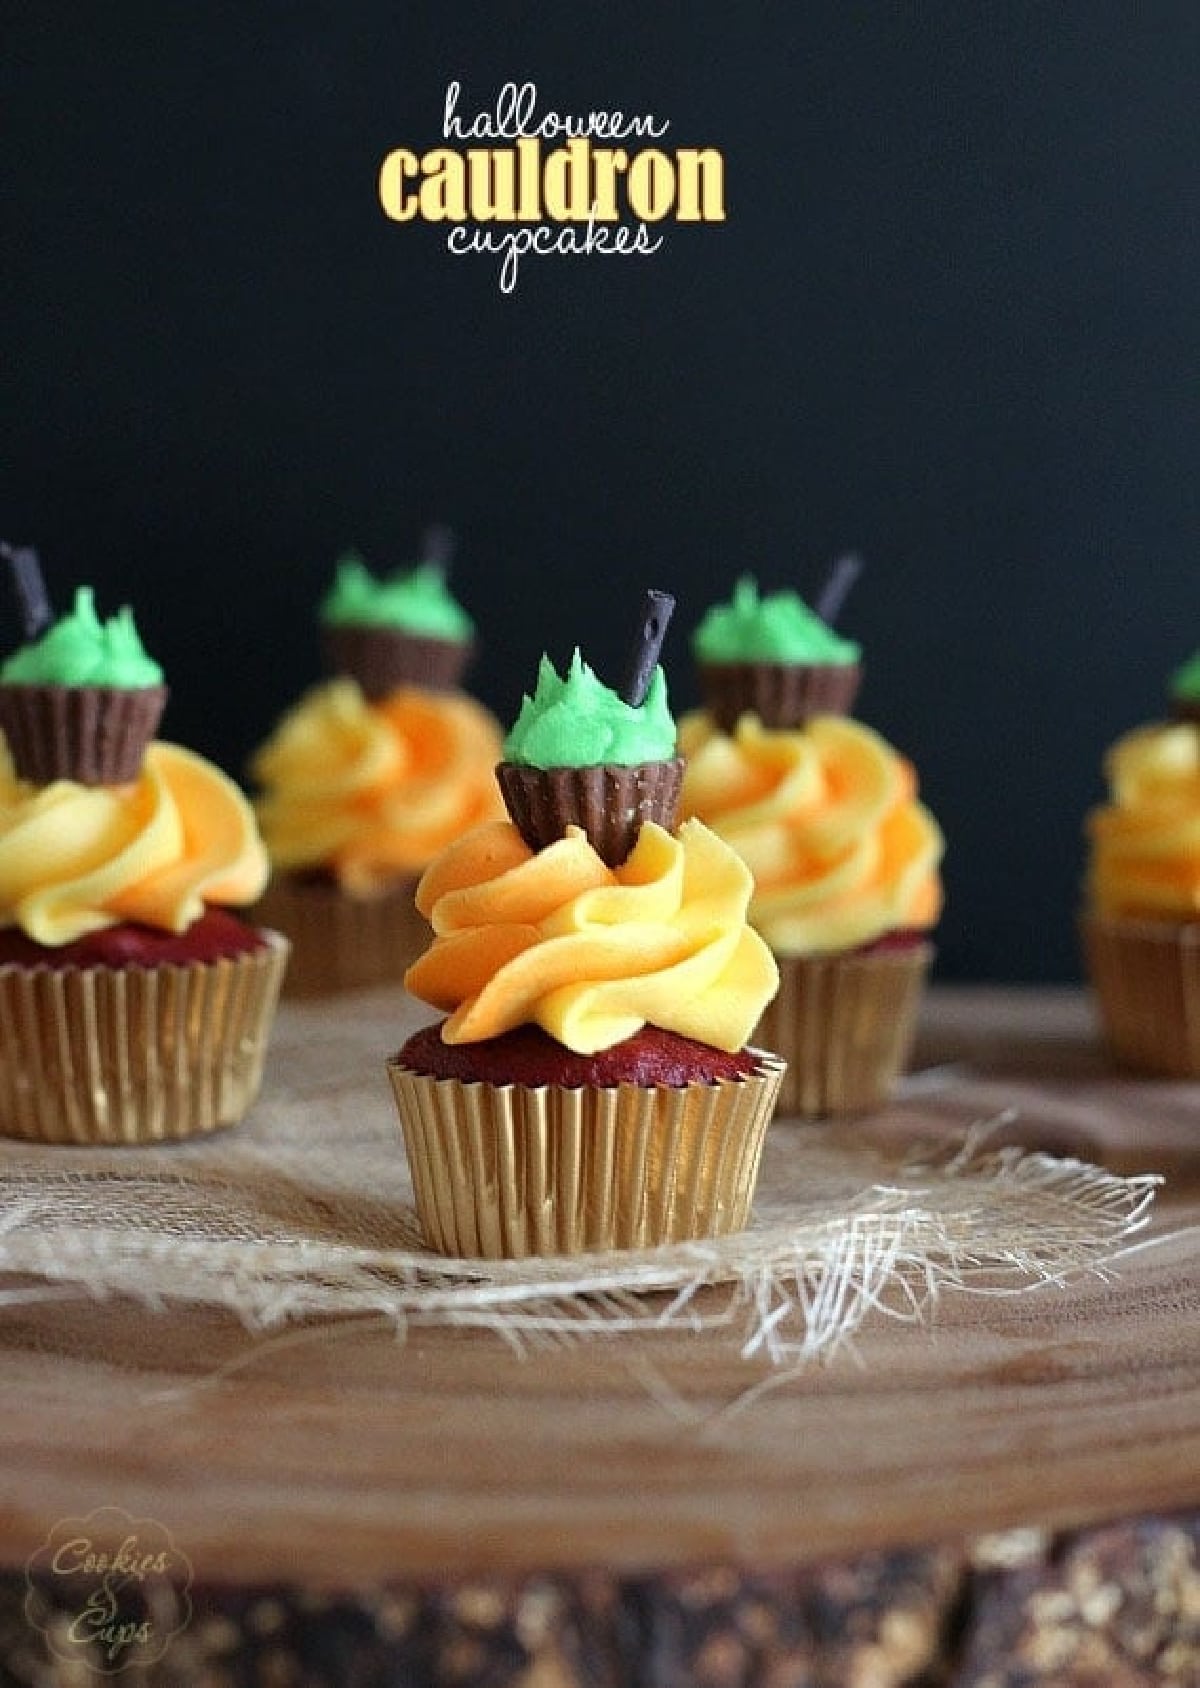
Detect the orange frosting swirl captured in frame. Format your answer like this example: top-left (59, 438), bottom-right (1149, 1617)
top-left (405, 818), bottom-right (779, 1054)
top-left (0, 739), bottom-right (268, 945)
top-left (251, 680), bottom-right (505, 894)
top-left (1086, 722), bottom-right (1200, 919)
top-left (679, 712), bottom-right (943, 955)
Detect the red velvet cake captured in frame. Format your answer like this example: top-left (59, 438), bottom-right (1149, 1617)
top-left (0, 909), bottom-right (267, 972)
top-left (396, 1020), bottom-right (765, 1091)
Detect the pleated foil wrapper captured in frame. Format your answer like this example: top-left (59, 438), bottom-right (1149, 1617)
top-left (253, 872), bottom-right (428, 996)
top-left (758, 943), bottom-right (932, 1117)
top-left (0, 683), bottom-right (168, 785)
top-left (0, 931), bottom-right (289, 1144)
top-left (1082, 913), bottom-right (1200, 1078)
top-left (387, 1051), bottom-right (786, 1259)
top-left (495, 758), bottom-right (685, 868)
top-left (321, 626), bottom-right (472, 699)
top-left (698, 663), bottom-right (862, 733)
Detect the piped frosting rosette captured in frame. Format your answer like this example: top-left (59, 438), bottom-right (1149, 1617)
top-left (395, 817), bottom-right (784, 1258)
top-left (680, 711), bottom-right (943, 1117)
top-left (250, 679), bottom-right (505, 992)
top-left (1086, 723), bottom-right (1200, 920)
top-left (405, 816), bottom-right (778, 1053)
top-left (0, 740), bottom-right (268, 942)
top-left (252, 679), bottom-right (505, 893)
top-left (679, 712), bottom-right (942, 952)
top-left (0, 740), bottom-right (285, 1143)
top-left (1083, 721), bottom-right (1200, 1077)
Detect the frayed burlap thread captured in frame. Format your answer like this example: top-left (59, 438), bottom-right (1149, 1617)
top-left (0, 991), bottom-right (1160, 1365)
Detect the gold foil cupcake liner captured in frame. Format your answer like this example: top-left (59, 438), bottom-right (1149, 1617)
top-left (1082, 913), bottom-right (1200, 1078)
top-left (759, 944), bottom-right (932, 1117)
top-left (0, 683), bottom-right (168, 785)
top-left (495, 758), bottom-right (685, 867)
top-left (322, 626), bottom-right (472, 698)
top-left (698, 662), bottom-right (862, 733)
top-left (253, 873), bottom-right (428, 996)
top-left (387, 1051), bottom-right (786, 1259)
top-left (0, 932), bottom-right (288, 1145)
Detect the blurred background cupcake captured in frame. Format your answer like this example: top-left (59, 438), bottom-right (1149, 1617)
top-left (680, 569), bottom-right (944, 1118)
top-left (1082, 650), bottom-right (1200, 1077)
top-left (0, 547), bottom-right (287, 1143)
top-left (389, 594), bottom-right (784, 1259)
top-left (250, 537), bottom-right (504, 994)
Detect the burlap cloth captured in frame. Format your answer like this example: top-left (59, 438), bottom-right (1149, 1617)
top-left (0, 988), bottom-right (1161, 1365)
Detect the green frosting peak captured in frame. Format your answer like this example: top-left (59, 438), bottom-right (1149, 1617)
top-left (692, 576), bottom-right (860, 665)
top-left (503, 650), bottom-right (676, 769)
top-left (0, 587), bottom-right (163, 687)
top-left (1170, 649), bottom-right (1200, 701)
top-left (319, 551), bottom-right (473, 640)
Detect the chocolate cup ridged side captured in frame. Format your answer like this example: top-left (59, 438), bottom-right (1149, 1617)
top-left (322, 625), bottom-right (472, 698)
top-left (252, 872), bottom-right (429, 996)
top-left (496, 759), bottom-right (685, 868)
top-left (699, 663), bottom-right (862, 733)
top-left (0, 932), bottom-right (288, 1144)
top-left (0, 684), bottom-right (168, 785)
top-left (758, 942), bottom-right (932, 1118)
top-left (1082, 913), bottom-right (1200, 1078)
top-left (387, 1051), bottom-right (785, 1259)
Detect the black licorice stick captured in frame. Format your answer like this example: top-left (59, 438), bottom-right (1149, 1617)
top-left (621, 589), bottom-right (676, 708)
top-left (421, 523), bottom-right (456, 575)
top-left (815, 552), bottom-right (863, 628)
top-left (0, 541), bottom-right (53, 641)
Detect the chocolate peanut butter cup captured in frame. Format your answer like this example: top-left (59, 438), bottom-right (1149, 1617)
top-left (322, 624), bottom-right (472, 698)
top-left (496, 754), bottom-right (684, 867)
top-left (699, 659), bottom-right (861, 733)
top-left (0, 681), bottom-right (168, 785)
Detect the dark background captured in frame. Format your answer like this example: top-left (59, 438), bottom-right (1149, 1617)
top-left (3, 3), bottom-right (1197, 980)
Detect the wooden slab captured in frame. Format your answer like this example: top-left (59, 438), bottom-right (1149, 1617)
top-left (0, 988), bottom-right (1197, 1587)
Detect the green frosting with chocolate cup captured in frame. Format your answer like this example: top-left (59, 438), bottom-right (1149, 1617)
top-left (496, 651), bottom-right (682, 866)
top-left (693, 577), bottom-right (862, 731)
top-left (319, 554), bottom-right (474, 697)
top-left (0, 589), bottom-right (167, 785)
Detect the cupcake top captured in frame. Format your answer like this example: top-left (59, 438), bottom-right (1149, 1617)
top-left (0, 740), bottom-right (269, 946)
top-left (502, 650), bottom-right (675, 769)
top-left (693, 576), bottom-right (860, 666)
top-left (1, 587), bottom-right (163, 688)
top-left (251, 679), bottom-right (505, 891)
top-left (680, 711), bottom-right (943, 955)
top-left (320, 553), bottom-right (473, 641)
top-left (1086, 722), bottom-right (1200, 921)
top-left (404, 816), bottom-right (778, 1054)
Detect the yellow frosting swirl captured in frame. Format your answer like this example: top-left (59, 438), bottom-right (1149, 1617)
top-left (251, 680), bottom-right (506, 894)
top-left (1087, 722), bottom-right (1200, 919)
top-left (678, 712), bottom-right (943, 955)
top-left (405, 818), bottom-right (779, 1053)
top-left (0, 739), bottom-right (268, 945)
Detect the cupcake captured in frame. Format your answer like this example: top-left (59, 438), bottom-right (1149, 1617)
top-left (1082, 661), bottom-right (1200, 1077)
top-left (251, 548), bottom-right (505, 994)
top-left (0, 561), bottom-right (287, 1144)
top-left (388, 594), bottom-right (785, 1259)
top-left (680, 573), bottom-right (944, 1117)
